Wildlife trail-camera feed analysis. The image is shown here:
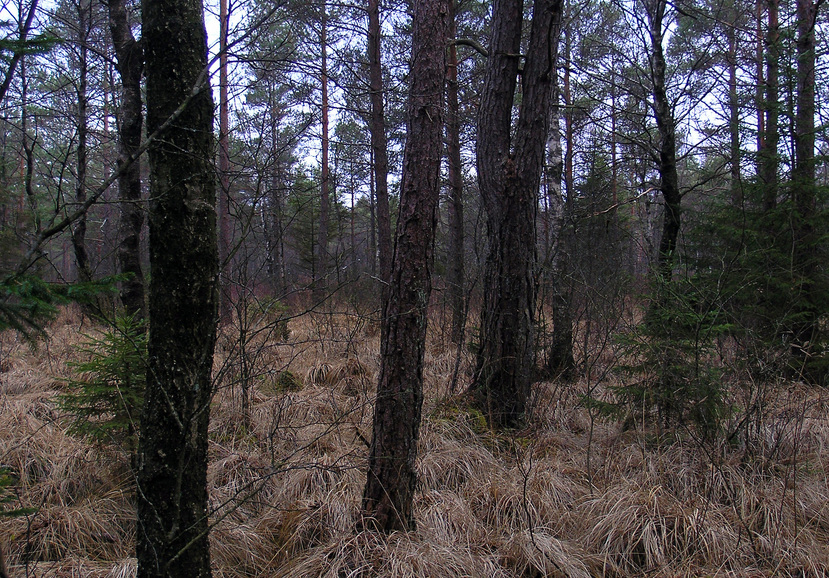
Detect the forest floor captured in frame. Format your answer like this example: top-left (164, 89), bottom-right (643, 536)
top-left (0, 305), bottom-right (828, 577)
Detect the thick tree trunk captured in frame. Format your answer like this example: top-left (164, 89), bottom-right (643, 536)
top-left (136, 0), bottom-right (218, 573)
top-left (473, 0), bottom-right (562, 428)
top-left (446, 0), bottom-right (465, 345)
top-left (361, 0), bottom-right (447, 533)
top-left (367, 0), bottom-right (392, 285)
top-left (646, 0), bottom-right (681, 282)
top-left (760, 0), bottom-right (779, 212)
top-left (107, 0), bottom-right (145, 320)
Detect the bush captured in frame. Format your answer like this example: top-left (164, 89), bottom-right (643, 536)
top-left (57, 313), bottom-right (146, 455)
top-left (585, 276), bottom-right (730, 438)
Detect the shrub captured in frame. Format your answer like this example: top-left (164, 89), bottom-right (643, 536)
top-left (57, 313), bottom-right (146, 455)
top-left (585, 276), bottom-right (730, 438)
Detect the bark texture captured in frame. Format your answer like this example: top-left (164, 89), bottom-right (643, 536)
top-left (107, 0), bottom-right (145, 319)
top-left (361, 0), bottom-right (448, 532)
top-left (760, 0), bottom-right (779, 212)
top-left (545, 76), bottom-right (574, 382)
top-left (446, 0), bottom-right (465, 345)
top-left (218, 0), bottom-right (232, 322)
top-left (646, 0), bottom-right (681, 282)
top-left (727, 8), bottom-right (742, 208)
top-left (792, 0), bottom-right (818, 349)
top-left (368, 0), bottom-right (392, 284)
top-left (473, 0), bottom-right (563, 427)
top-left (136, 0), bottom-right (218, 573)
top-left (316, 3), bottom-right (330, 297)
top-left (72, 0), bottom-right (92, 287)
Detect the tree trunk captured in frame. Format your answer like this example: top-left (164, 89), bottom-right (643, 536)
top-left (136, 0), bottom-right (218, 572)
top-left (792, 0), bottom-right (818, 351)
top-left (368, 0), bottom-right (392, 285)
top-left (646, 0), bottom-right (681, 283)
top-left (544, 67), bottom-right (574, 382)
top-left (727, 8), bottom-right (742, 208)
top-left (369, 150), bottom-right (377, 276)
top-left (72, 0), bottom-right (92, 287)
top-left (361, 0), bottom-right (448, 533)
top-left (218, 0), bottom-right (232, 322)
top-left (473, 0), bottom-right (563, 428)
top-left (760, 0), bottom-right (779, 212)
top-left (446, 0), bottom-right (465, 345)
top-left (316, 2), bottom-right (330, 298)
top-left (107, 0), bottom-right (145, 320)
top-left (755, 0), bottom-right (764, 157)
top-left (266, 107), bottom-right (285, 294)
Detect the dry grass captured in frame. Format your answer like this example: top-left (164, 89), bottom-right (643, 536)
top-left (0, 305), bottom-right (827, 577)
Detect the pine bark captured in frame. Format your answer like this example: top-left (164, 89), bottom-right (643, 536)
top-left (645, 0), bottom-right (681, 282)
top-left (367, 0), bottom-right (392, 284)
top-left (265, 107), bottom-right (286, 294)
top-left (218, 0), bottom-right (232, 322)
top-left (361, 0), bottom-right (448, 532)
top-left (792, 0), bottom-right (818, 349)
top-left (446, 0), bottom-right (465, 345)
top-left (760, 0), bottom-right (779, 212)
top-left (316, 3), bottom-right (330, 297)
top-left (136, 0), bottom-right (218, 573)
top-left (72, 0), bottom-right (92, 286)
top-left (107, 0), bottom-right (145, 319)
top-left (755, 0), bottom-right (764, 156)
top-left (727, 9), bottom-right (742, 208)
top-left (473, 0), bottom-right (563, 427)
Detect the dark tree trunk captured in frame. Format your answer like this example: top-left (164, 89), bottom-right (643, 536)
top-left (446, 0), bottom-right (465, 345)
top-left (369, 151), bottom-right (377, 276)
top-left (0, 0), bottom-right (39, 106)
top-left (136, 0), bottom-right (218, 573)
top-left (368, 0), bottom-right (392, 285)
top-left (727, 8), bottom-right (742, 208)
top-left (646, 0), bottom-right (681, 282)
top-left (755, 0), bottom-right (764, 157)
top-left (360, 0), bottom-right (448, 533)
top-left (72, 0), bottom-right (92, 286)
top-left (760, 0), bottom-right (779, 212)
top-left (107, 0), bottom-right (145, 320)
top-left (218, 0), bottom-right (232, 322)
top-left (610, 54), bottom-right (618, 207)
top-left (472, 0), bottom-right (563, 428)
top-left (316, 2), bottom-right (330, 297)
top-left (792, 0), bottom-right (818, 350)
top-left (266, 108), bottom-right (286, 294)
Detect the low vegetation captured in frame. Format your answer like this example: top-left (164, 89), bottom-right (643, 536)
top-left (0, 305), bottom-right (827, 577)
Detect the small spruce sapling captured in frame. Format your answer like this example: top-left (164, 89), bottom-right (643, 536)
top-left (58, 313), bottom-right (146, 457)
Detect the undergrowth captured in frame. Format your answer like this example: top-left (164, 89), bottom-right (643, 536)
top-left (0, 305), bottom-right (826, 577)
